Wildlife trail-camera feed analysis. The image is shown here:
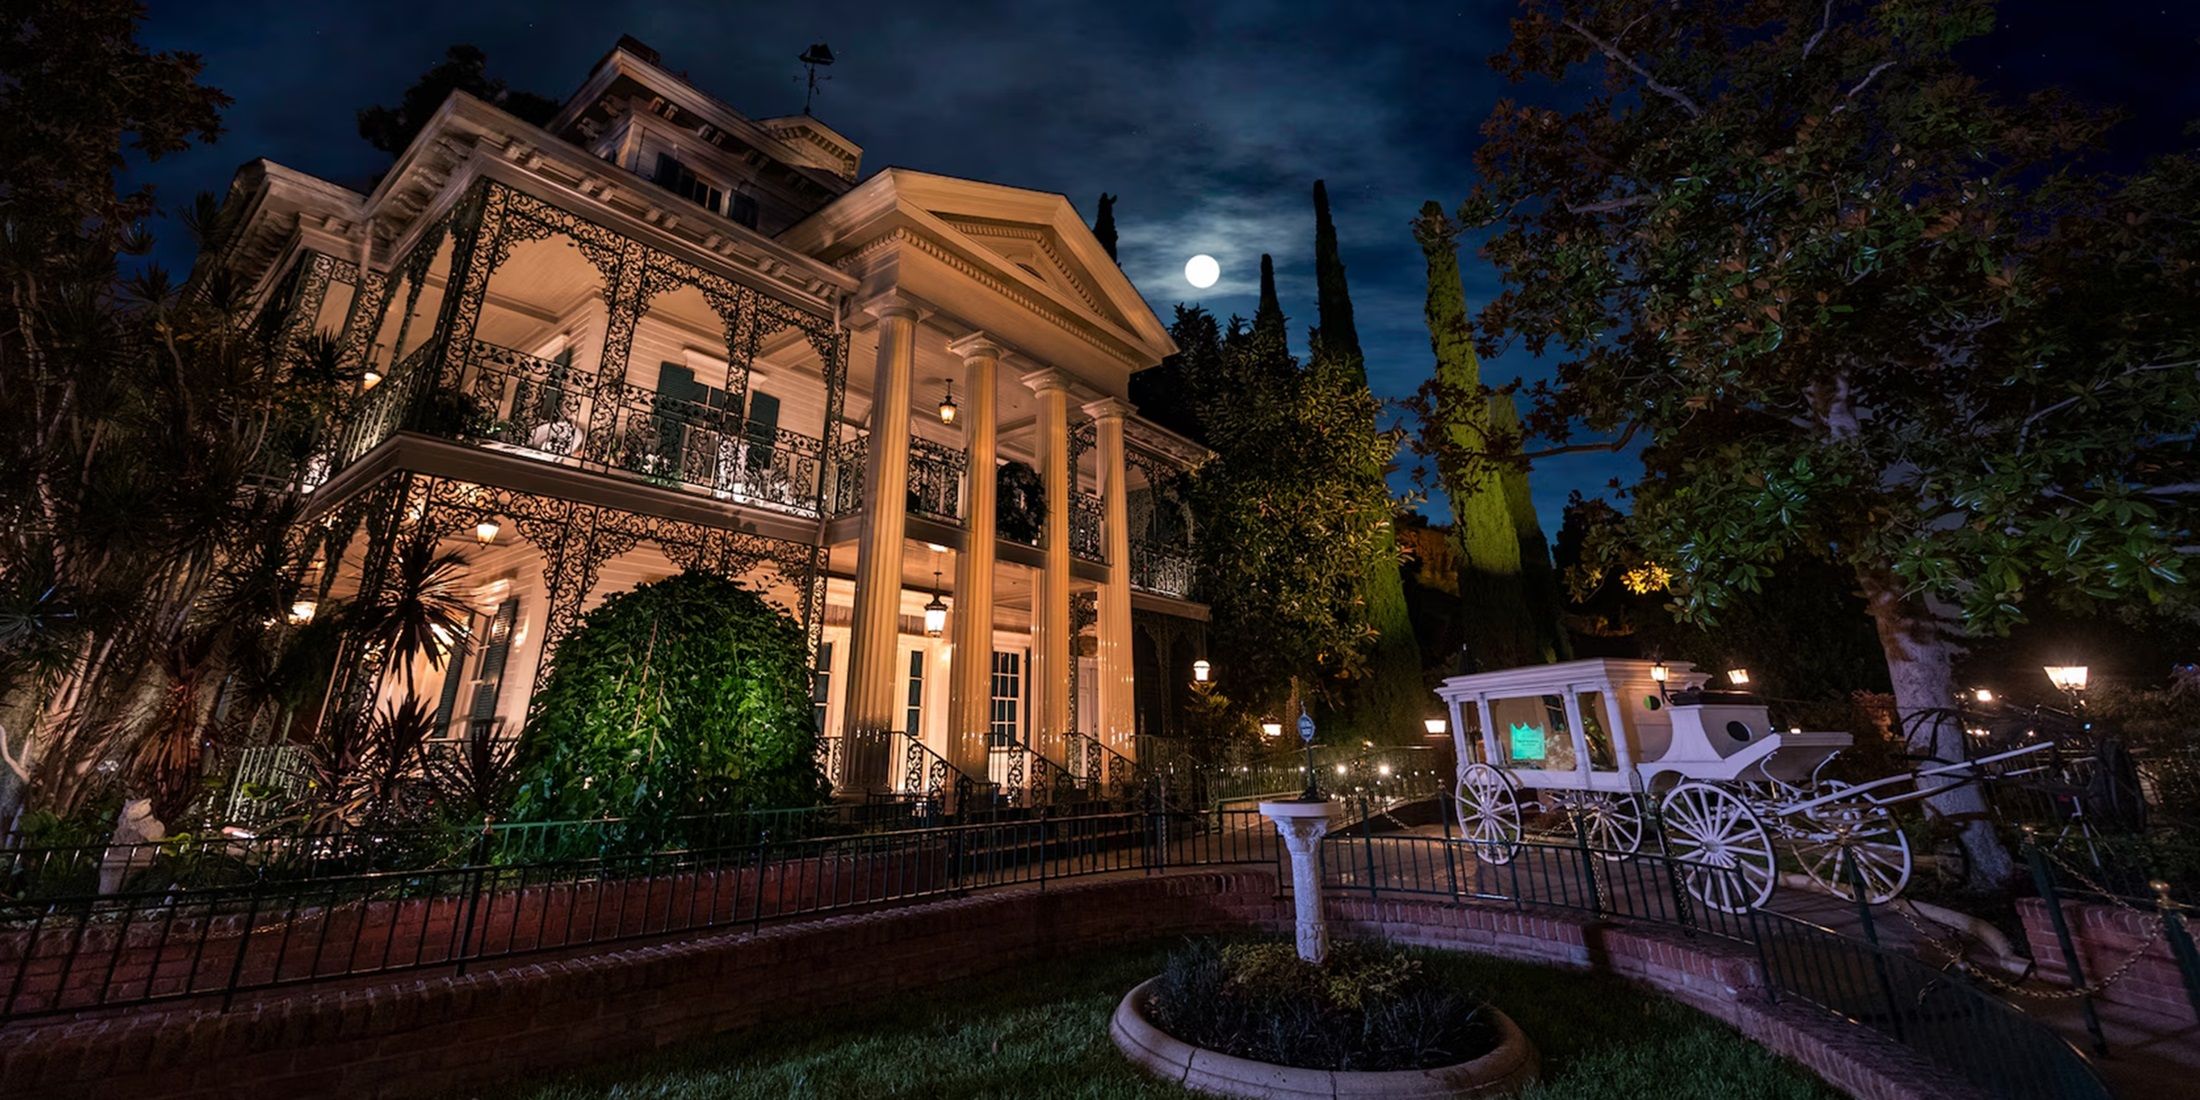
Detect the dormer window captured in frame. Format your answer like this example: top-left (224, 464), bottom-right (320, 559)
top-left (653, 153), bottom-right (723, 215)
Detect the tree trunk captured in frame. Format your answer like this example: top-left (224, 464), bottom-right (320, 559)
top-left (1858, 568), bottom-right (2015, 889)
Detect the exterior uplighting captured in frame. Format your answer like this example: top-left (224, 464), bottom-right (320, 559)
top-left (1423, 716), bottom-right (1447, 736)
top-left (2043, 665), bottom-right (2090, 693)
top-left (1726, 667), bottom-right (1751, 687)
top-left (1192, 659), bottom-right (1211, 684)
top-left (475, 519), bottom-right (501, 544)
top-left (1260, 721), bottom-right (1283, 738)
top-left (286, 599), bottom-right (317, 625)
top-left (922, 570), bottom-right (948, 637)
top-left (938, 379), bottom-right (958, 425)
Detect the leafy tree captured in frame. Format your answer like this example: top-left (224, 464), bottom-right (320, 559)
top-left (1093, 192), bottom-right (1119, 261)
top-left (1462, 0), bottom-right (2200, 884)
top-left (0, 7), bottom-right (349, 829)
top-left (513, 572), bottom-right (828, 836)
top-left (1411, 203), bottom-right (1542, 671)
top-left (1180, 303), bottom-right (1397, 725)
top-left (1312, 181), bottom-right (1424, 743)
top-left (357, 44), bottom-right (559, 159)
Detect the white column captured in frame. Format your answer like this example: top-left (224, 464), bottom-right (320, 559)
top-left (946, 333), bottom-right (1002, 782)
top-left (1021, 367), bottom-right (1073, 762)
top-left (842, 295), bottom-right (918, 792)
top-left (1084, 397), bottom-right (1137, 761)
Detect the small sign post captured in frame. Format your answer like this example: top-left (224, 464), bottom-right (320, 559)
top-left (1298, 709), bottom-right (1319, 800)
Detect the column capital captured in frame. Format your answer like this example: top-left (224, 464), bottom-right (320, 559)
top-left (1019, 366), bottom-right (1072, 396)
top-left (946, 331), bottom-right (1005, 362)
top-left (1079, 395), bottom-right (1136, 422)
top-left (859, 291), bottom-right (922, 324)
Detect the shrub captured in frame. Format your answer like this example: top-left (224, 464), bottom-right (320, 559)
top-left (511, 571), bottom-right (828, 843)
top-left (1146, 939), bottom-right (1493, 1071)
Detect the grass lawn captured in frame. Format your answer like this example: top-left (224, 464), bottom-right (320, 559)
top-left (499, 938), bottom-right (1838, 1100)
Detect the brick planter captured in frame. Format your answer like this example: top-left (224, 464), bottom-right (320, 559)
top-left (2018, 896), bottom-right (2199, 1023)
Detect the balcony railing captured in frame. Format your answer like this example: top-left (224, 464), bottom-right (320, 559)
top-left (1069, 493), bottom-right (1105, 562)
top-left (907, 437), bottom-right (965, 523)
top-left (1129, 541), bottom-right (1196, 599)
top-left (328, 338), bottom-right (832, 520)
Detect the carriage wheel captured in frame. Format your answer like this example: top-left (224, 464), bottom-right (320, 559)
top-left (1792, 794), bottom-right (1914, 905)
top-left (1575, 793), bottom-right (1645, 862)
top-left (1455, 763), bottom-right (1523, 865)
top-left (1660, 782), bottom-right (1778, 913)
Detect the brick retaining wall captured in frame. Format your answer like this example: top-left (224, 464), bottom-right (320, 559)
top-left (2019, 896), bottom-right (2199, 1023)
top-left (2, 870), bottom-right (1982, 1100)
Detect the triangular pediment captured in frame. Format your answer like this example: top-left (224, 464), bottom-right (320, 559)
top-left (932, 213), bottom-right (1132, 331)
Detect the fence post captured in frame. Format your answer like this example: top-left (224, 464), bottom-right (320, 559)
top-left (1440, 794), bottom-right (1463, 901)
top-left (1362, 816), bottom-right (1379, 900)
top-left (2024, 827), bottom-right (2107, 1055)
top-left (452, 827), bottom-right (493, 978)
top-left (2153, 879), bottom-right (2200, 1025)
top-left (1847, 850), bottom-right (1905, 1043)
top-left (750, 830), bottom-right (770, 933)
top-left (220, 882), bottom-right (266, 1012)
top-left (1571, 809), bottom-right (1602, 917)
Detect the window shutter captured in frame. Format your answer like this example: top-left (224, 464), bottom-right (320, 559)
top-left (467, 599), bottom-right (521, 732)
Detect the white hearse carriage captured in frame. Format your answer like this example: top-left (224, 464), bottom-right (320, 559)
top-left (1435, 658), bottom-right (1996, 913)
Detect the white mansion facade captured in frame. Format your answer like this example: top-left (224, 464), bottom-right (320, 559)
top-left (222, 37), bottom-right (1208, 802)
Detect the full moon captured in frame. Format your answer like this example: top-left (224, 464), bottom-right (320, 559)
top-left (1184, 254), bottom-right (1220, 289)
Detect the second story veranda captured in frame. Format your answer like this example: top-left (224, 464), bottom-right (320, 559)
top-left (233, 44), bottom-right (1207, 603)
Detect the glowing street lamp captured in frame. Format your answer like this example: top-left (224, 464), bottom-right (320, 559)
top-left (2043, 665), bottom-right (2090, 693)
top-left (1423, 716), bottom-right (1447, 737)
top-left (1726, 667), bottom-right (1752, 687)
top-left (1260, 720), bottom-right (1283, 739)
top-left (286, 599), bottom-right (317, 625)
top-left (1973, 688), bottom-right (1995, 704)
top-left (1650, 660), bottom-right (1669, 684)
top-left (1192, 659), bottom-right (1211, 684)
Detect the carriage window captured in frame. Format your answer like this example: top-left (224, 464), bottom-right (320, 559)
top-left (1487, 694), bottom-right (1576, 770)
top-left (1578, 691), bottom-right (1618, 770)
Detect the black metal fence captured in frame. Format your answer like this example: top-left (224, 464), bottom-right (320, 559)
top-left (1314, 825), bottom-right (2112, 1100)
top-left (0, 807), bottom-right (1275, 1022)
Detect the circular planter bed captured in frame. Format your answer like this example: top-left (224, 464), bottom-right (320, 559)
top-left (1113, 979), bottom-right (1537, 1098)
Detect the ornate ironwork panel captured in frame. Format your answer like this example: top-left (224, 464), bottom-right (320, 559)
top-left (1129, 541), bottom-right (1197, 599)
top-left (1069, 492), bottom-right (1105, 562)
top-left (906, 436), bottom-right (965, 523)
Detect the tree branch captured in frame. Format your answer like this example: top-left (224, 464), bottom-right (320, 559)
top-left (1566, 195), bottom-right (1654, 215)
top-left (1801, 0), bottom-right (1834, 59)
top-left (1521, 420), bottom-right (1641, 460)
top-left (1831, 61), bottom-right (1895, 114)
top-left (1562, 19), bottom-right (1705, 119)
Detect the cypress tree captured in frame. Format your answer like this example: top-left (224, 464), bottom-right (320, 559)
top-left (1491, 393), bottom-right (1571, 662)
top-left (1414, 201), bottom-right (1538, 672)
top-left (1310, 180), bottom-right (1362, 379)
top-left (1252, 253), bottom-right (1286, 347)
top-left (1093, 193), bottom-right (1118, 261)
top-left (1309, 182), bottom-right (1422, 743)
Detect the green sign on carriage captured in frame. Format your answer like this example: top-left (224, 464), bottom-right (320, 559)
top-left (1508, 722), bottom-right (1546, 762)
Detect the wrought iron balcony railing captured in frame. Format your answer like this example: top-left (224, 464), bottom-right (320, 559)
top-left (1069, 492), bottom-right (1105, 563)
top-left (906, 436), bottom-right (965, 523)
top-left (1129, 540), bottom-right (1196, 599)
top-left (326, 338), bottom-right (833, 521)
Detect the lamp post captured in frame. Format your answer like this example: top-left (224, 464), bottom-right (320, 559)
top-left (1297, 709), bottom-right (1319, 801)
top-left (2044, 665), bottom-right (2090, 722)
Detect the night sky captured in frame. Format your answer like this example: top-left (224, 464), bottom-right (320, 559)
top-left (134, 1), bottom-right (2200, 530)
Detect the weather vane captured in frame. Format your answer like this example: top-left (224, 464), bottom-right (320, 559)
top-left (798, 42), bottom-right (835, 116)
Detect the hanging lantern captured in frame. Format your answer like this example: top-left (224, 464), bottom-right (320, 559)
top-left (938, 379), bottom-right (958, 425)
top-left (361, 369), bottom-right (383, 391)
top-left (475, 519), bottom-right (501, 544)
top-left (923, 570), bottom-right (948, 637)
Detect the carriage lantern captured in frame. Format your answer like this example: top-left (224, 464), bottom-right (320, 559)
top-left (2043, 665), bottom-right (2089, 693)
top-left (1424, 717), bottom-right (1447, 736)
top-left (1726, 667), bottom-right (1751, 687)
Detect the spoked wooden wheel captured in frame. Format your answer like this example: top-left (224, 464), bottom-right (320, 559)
top-left (1579, 793), bottom-right (1645, 862)
top-left (1660, 782), bottom-right (1778, 913)
top-left (1792, 790), bottom-right (1914, 905)
top-left (1455, 763), bottom-right (1524, 865)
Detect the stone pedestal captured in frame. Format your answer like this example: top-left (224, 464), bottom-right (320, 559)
top-left (1258, 798), bottom-right (1339, 964)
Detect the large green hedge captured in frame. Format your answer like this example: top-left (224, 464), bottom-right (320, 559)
top-left (512, 571), bottom-right (828, 833)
